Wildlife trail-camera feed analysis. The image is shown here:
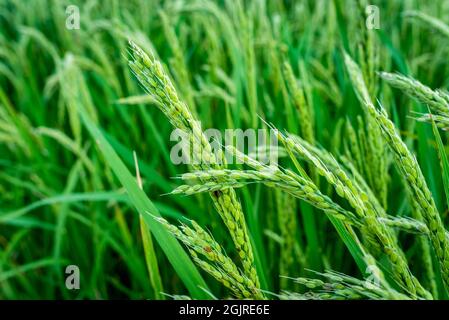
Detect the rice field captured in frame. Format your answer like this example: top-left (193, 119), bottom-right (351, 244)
top-left (1, 0), bottom-right (449, 300)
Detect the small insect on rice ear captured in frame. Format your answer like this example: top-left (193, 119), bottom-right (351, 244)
top-left (213, 190), bottom-right (223, 197)
top-left (204, 246), bottom-right (212, 253)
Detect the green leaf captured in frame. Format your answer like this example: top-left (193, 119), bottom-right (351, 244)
top-left (327, 216), bottom-right (367, 275)
top-left (431, 116), bottom-right (449, 209)
top-left (140, 215), bottom-right (164, 299)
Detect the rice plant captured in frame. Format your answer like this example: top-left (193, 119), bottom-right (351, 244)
top-left (1, 0), bottom-right (449, 300)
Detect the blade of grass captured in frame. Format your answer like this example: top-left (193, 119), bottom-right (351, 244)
top-left (0, 258), bottom-right (60, 282)
top-left (134, 151), bottom-right (164, 300)
top-left (327, 216), bottom-right (368, 275)
top-left (431, 115), bottom-right (449, 209)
